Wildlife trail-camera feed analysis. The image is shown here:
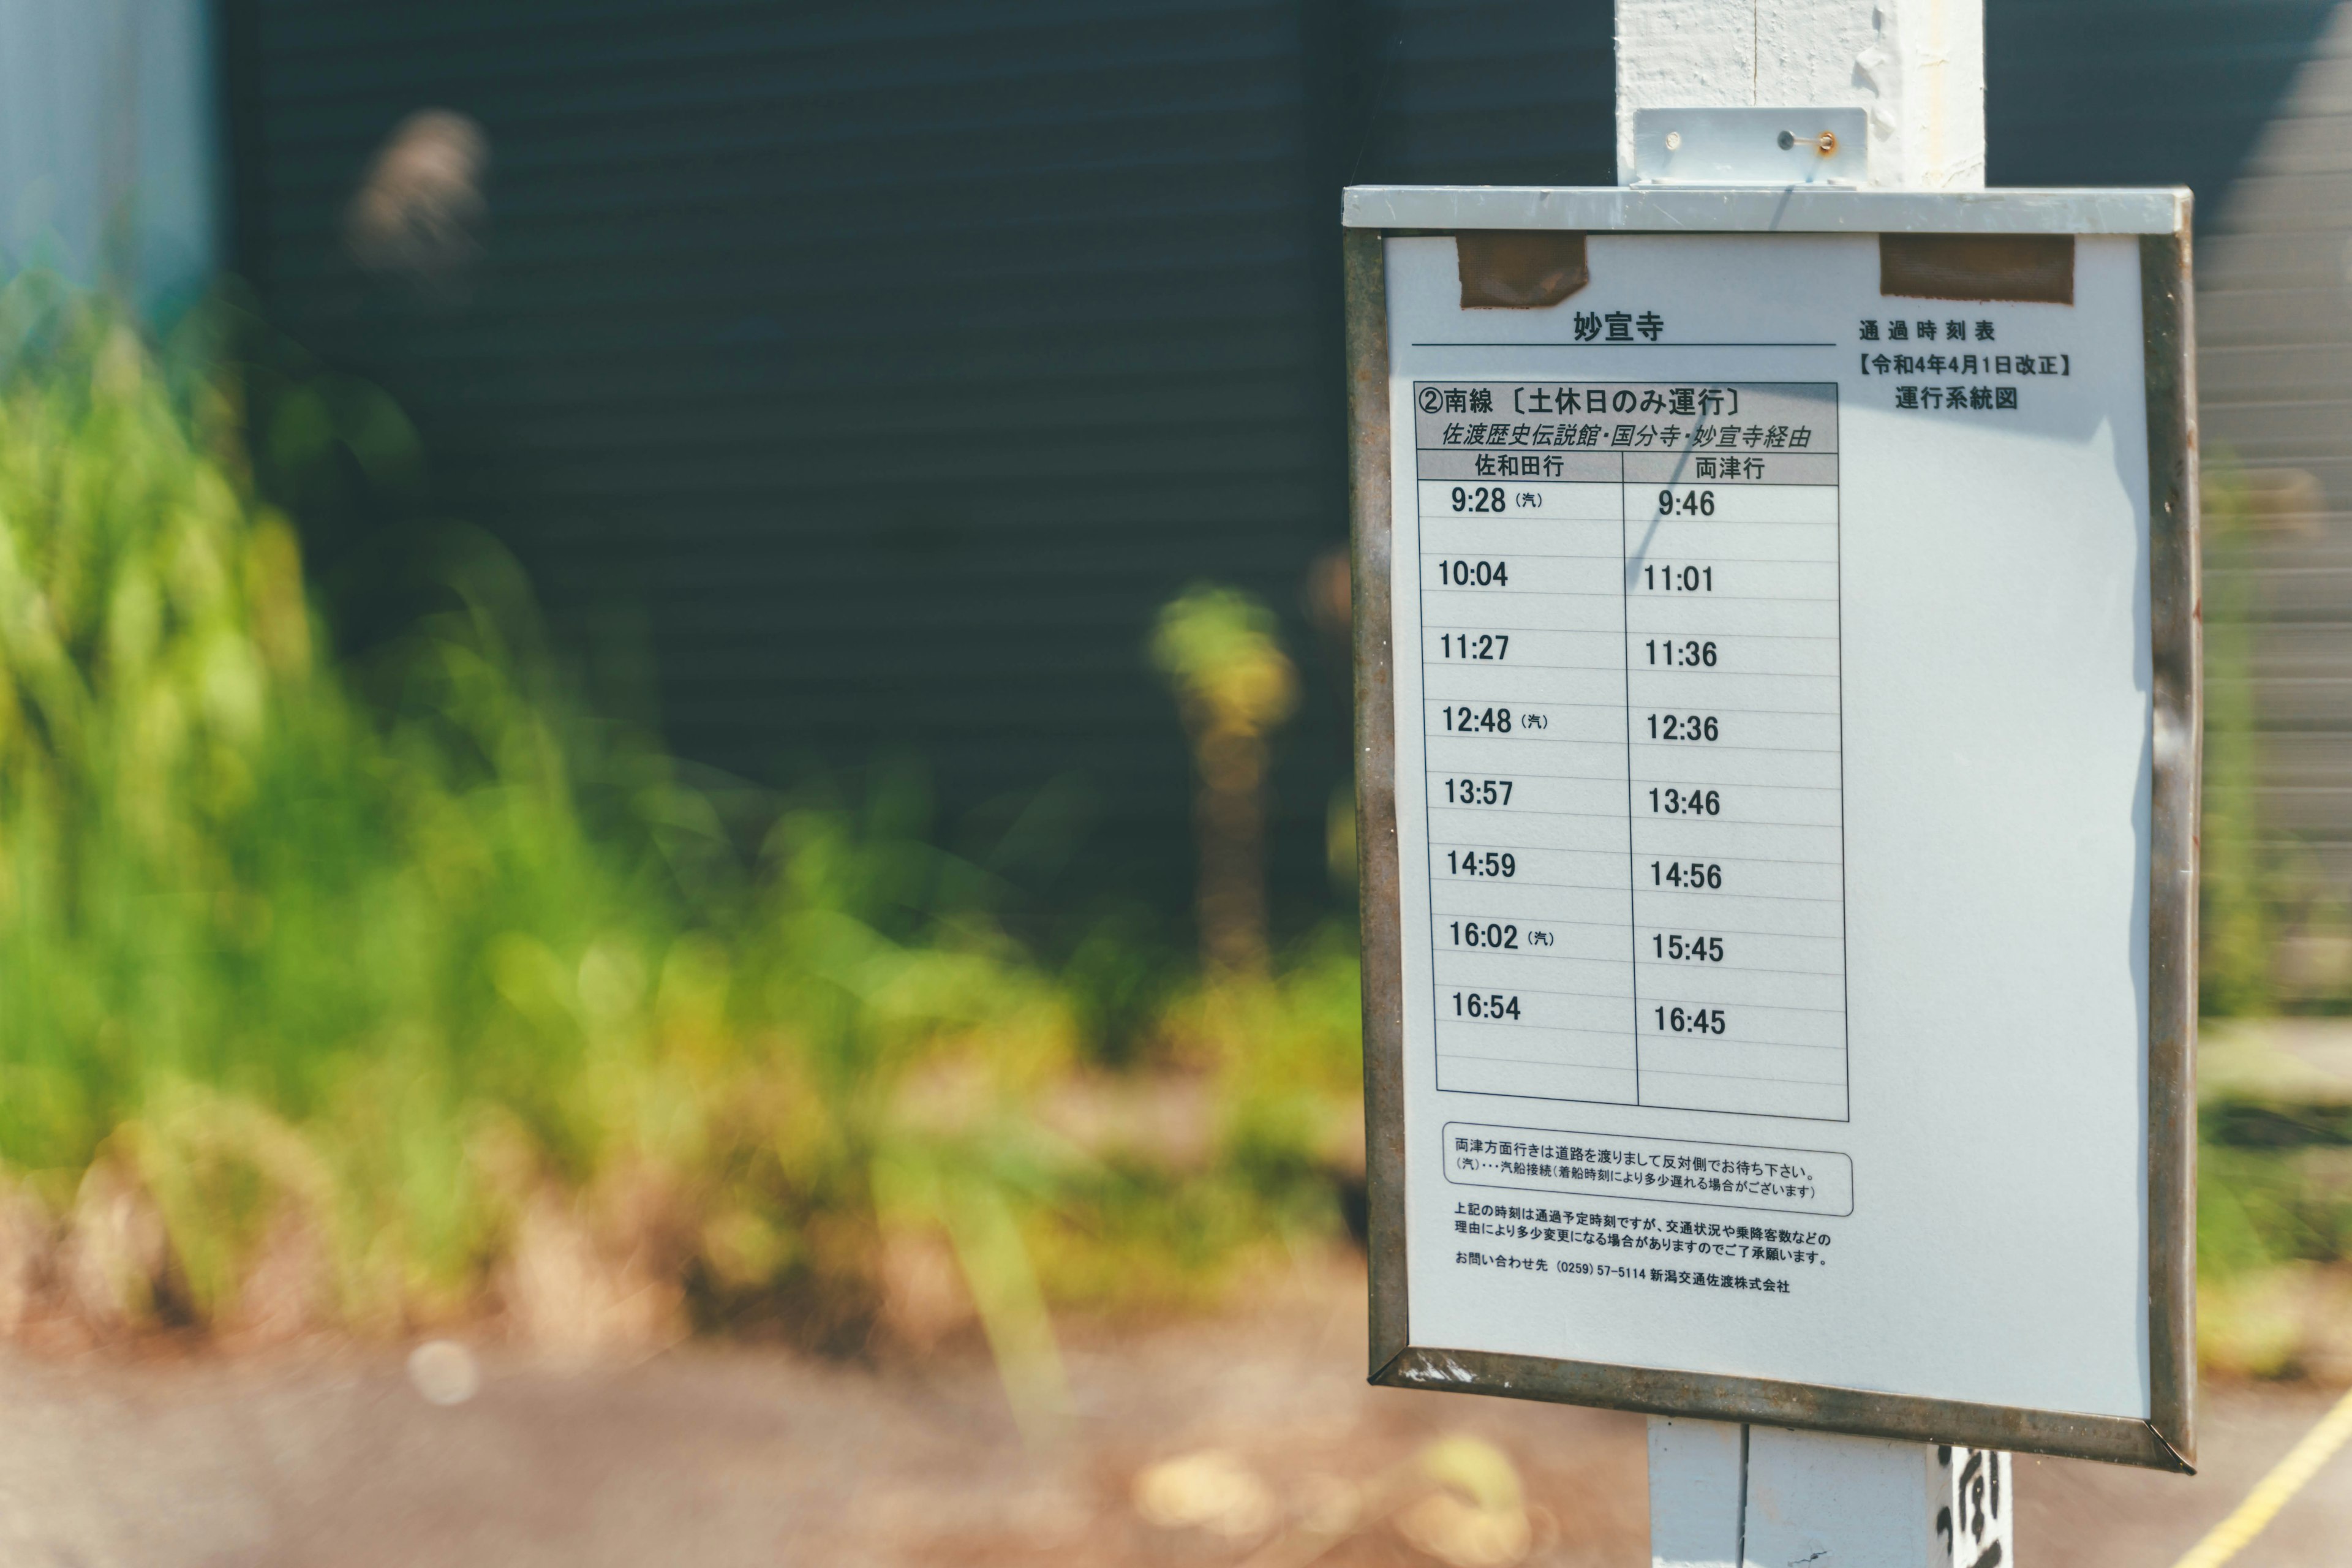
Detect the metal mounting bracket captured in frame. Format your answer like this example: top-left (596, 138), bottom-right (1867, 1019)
top-left (1630, 107), bottom-right (1869, 187)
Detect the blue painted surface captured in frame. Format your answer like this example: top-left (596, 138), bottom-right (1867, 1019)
top-left (0, 0), bottom-right (219, 315)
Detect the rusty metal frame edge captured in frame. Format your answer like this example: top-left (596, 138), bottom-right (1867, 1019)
top-left (1347, 211), bottom-right (2200, 1474)
top-left (1367, 1346), bottom-right (2189, 1472)
top-left (2140, 219), bottom-right (2201, 1472)
top-left (1347, 227), bottom-right (1410, 1376)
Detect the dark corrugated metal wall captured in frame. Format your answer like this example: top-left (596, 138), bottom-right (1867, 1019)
top-left (221, 0), bottom-right (2313, 933)
top-left (2156, 2), bottom-right (2352, 992)
top-left (1986, 0), bottom-right (2335, 209)
top-left (221, 0), bottom-right (1611, 927)
top-left (1988, 0), bottom-right (2351, 993)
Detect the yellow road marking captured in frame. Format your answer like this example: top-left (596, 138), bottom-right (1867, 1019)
top-left (2169, 1384), bottom-right (2352, 1568)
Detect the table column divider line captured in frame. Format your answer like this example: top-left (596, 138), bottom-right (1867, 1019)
top-left (1621, 452), bottom-right (1642, 1107)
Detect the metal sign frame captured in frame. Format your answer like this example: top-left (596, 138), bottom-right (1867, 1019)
top-left (1344, 186), bottom-right (2199, 1472)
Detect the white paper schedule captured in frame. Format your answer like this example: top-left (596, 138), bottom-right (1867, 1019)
top-left (1413, 382), bottom-right (1848, 1121)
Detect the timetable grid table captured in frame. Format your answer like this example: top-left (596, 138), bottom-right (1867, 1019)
top-left (1412, 380), bottom-right (1849, 1122)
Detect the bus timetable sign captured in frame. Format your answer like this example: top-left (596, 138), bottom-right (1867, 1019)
top-left (1342, 186), bottom-right (2198, 1472)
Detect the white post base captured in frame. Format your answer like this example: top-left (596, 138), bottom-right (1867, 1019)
top-left (1649, 1418), bottom-right (2013, 1568)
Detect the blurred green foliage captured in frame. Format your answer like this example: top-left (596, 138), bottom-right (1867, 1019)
top-left (2190, 464), bottom-right (2352, 1373)
top-left (1148, 586), bottom-right (1299, 745)
top-left (2199, 1122), bottom-right (2352, 1280)
top-left (0, 277), bottom-right (1363, 1349)
top-left (2197, 1115), bottom-right (2352, 1378)
top-left (2199, 464), bottom-right (2275, 1017)
top-left (1149, 584), bottom-right (1301, 978)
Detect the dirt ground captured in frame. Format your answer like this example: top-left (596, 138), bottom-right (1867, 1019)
top-left (0, 1261), bottom-right (2342, 1567)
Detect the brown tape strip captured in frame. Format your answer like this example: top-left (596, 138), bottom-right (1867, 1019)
top-left (1880, 233), bottom-right (2075, 304)
top-left (1457, 231), bottom-right (1589, 309)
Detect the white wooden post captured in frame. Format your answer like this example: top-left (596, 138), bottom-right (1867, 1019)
top-left (1619, 3), bottom-right (2012, 1564)
top-left (1615, 0), bottom-right (1985, 190)
top-left (1650, 1421), bottom-right (2014, 1568)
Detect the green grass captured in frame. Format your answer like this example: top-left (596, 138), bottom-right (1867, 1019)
top-left (0, 277), bottom-right (1362, 1346)
top-left (2197, 1133), bottom-right (2352, 1378)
